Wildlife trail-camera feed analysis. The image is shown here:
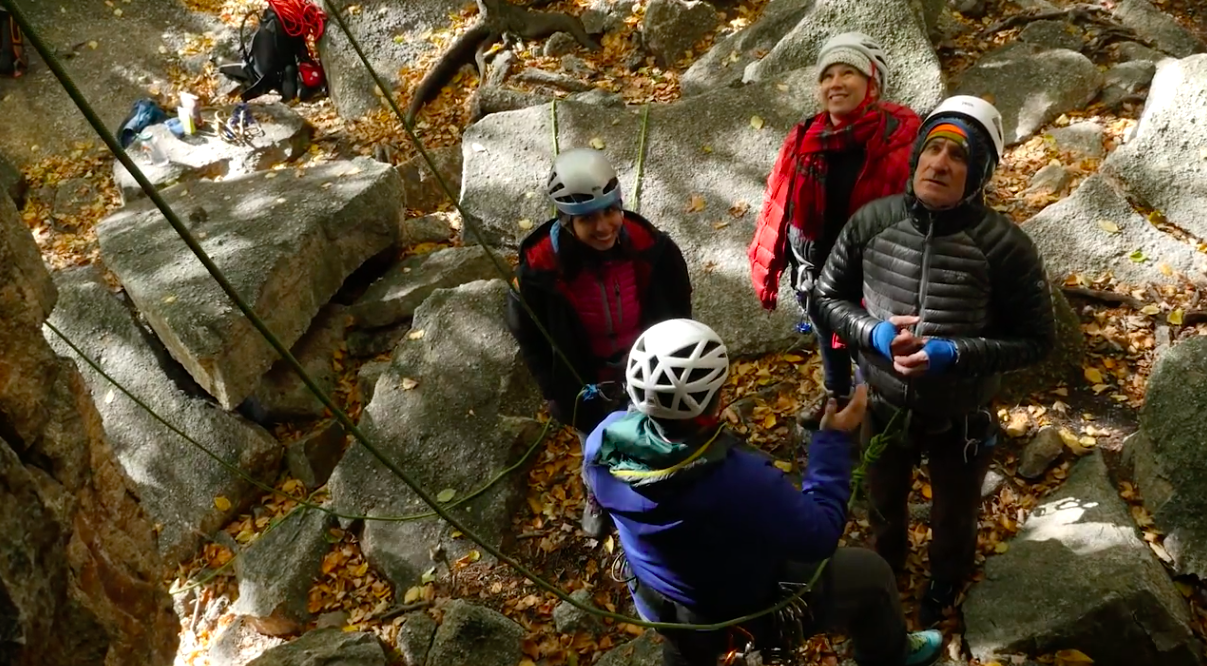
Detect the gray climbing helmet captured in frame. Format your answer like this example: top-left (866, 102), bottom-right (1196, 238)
top-left (546, 148), bottom-right (622, 217)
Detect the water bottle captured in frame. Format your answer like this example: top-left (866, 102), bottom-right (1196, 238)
top-left (131, 130), bottom-right (169, 167)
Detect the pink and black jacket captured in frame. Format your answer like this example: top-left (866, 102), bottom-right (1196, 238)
top-left (507, 213), bottom-right (692, 432)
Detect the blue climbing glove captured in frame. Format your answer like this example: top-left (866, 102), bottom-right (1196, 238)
top-left (870, 321), bottom-right (897, 359)
top-left (922, 339), bottom-right (957, 375)
top-left (582, 384), bottom-right (602, 401)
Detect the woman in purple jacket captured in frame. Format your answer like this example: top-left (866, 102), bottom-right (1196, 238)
top-left (582, 318), bottom-right (942, 666)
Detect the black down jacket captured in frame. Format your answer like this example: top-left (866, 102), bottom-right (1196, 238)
top-left (814, 194), bottom-right (1055, 418)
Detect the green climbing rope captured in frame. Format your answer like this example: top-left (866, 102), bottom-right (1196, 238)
top-left (631, 104), bottom-right (651, 213)
top-left (44, 320), bottom-right (553, 526)
top-left (4, 0), bottom-right (895, 636)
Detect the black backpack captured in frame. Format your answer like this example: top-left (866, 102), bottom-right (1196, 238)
top-left (219, 6), bottom-right (324, 103)
top-left (0, 9), bottom-right (27, 78)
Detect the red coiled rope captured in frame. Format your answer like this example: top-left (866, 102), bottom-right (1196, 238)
top-left (265, 0), bottom-right (326, 42)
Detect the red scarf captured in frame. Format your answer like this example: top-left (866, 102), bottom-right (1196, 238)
top-left (792, 99), bottom-right (909, 240)
top-left (748, 99), bottom-right (919, 310)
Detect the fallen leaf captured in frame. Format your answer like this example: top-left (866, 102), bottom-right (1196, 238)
top-left (604, 535), bottom-right (615, 554)
top-left (457, 549), bottom-right (481, 565)
top-left (408, 329), bottom-right (425, 340)
top-left (401, 377), bottom-right (419, 390)
top-left (404, 586), bottom-right (422, 603)
top-left (685, 194), bottom-right (706, 213)
top-left (750, 115), bottom-right (765, 130)
top-left (589, 137), bottom-right (606, 149)
top-left (1139, 304), bottom-right (1160, 315)
top-left (1096, 219), bottom-right (1120, 234)
top-left (1083, 367), bottom-right (1103, 384)
top-left (712, 220), bottom-right (729, 230)
top-left (518, 218), bottom-right (533, 230)
top-left (1128, 249), bottom-right (1148, 263)
top-left (728, 200), bottom-right (750, 218)
top-left (773, 460), bottom-right (793, 473)
top-left (1055, 649), bottom-right (1094, 664)
top-left (436, 488), bottom-right (457, 503)
top-left (213, 496), bottom-right (231, 512)
top-left (921, 483), bottom-right (933, 500)
top-left (702, 144), bottom-right (713, 153)
top-left (1158, 262), bottom-right (1173, 276)
top-left (1168, 309), bottom-right (1184, 325)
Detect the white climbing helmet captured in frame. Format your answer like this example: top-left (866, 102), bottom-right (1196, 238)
top-left (626, 319), bottom-right (730, 421)
top-left (924, 95), bottom-right (1006, 161)
top-left (816, 32), bottom-right (891, 92)
top-left (546, 147), bottom-right (623, 217)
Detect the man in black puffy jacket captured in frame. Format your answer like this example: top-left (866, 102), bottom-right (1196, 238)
top-left (813, 96), bottom-right (1055, 627)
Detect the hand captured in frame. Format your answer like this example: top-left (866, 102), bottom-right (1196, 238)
top-left (888, 315), bottom-right (925, 357)
top-left (819, 384), bottom-right (869, 433)
top-left (871, 315), bottom-right (923, 359)
top-left (893, 339), bottom-right (957, 377)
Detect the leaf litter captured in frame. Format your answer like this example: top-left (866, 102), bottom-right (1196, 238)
top-left (19, 0), bottom-right (1207, 663)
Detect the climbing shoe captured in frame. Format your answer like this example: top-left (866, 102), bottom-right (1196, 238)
top-left (918, 579), bottom-right (958, 628)
top-left (904, 630), bottom-right (944, 666)
top-left (797, 391), bottom-right (850, 431)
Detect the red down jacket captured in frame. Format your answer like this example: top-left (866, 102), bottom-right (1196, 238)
top-left (748, 103), bottom-right (920, 310)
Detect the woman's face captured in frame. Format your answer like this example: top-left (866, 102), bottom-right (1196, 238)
top-left (571, 206), bottom-right (624, 251)
top-left (818, 64), bottom-right (872, 121)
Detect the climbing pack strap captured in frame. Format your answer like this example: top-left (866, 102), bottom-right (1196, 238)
top-left (221, 1), bottom-right (325, 103)
top-left (0, 8), bottom-right (25, 78)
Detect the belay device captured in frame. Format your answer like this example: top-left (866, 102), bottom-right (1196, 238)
top-left (219, 0), bottom-right (327, 103)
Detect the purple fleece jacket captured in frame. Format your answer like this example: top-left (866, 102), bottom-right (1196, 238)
top-left (582, 411), bottom-right (855, 620)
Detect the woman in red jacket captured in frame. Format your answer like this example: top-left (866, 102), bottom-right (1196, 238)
top-left (748, 32), bottom-right (920, 427)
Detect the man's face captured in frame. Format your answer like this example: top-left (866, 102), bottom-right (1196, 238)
top-left (913, 138), bottom-right (970, 209)
top-left (571, 205), bottom-right (624, 251)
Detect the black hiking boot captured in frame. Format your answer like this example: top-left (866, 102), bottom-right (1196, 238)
top-left (918, 579), bottom-right (959, 628)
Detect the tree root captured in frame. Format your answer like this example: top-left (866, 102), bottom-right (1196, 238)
top-left (1062, 286), bottom-right (1144, 309)
top-left (405, 0), bottom-right (599, 124)
top-left (979, 3), bottom-right (1173, 58)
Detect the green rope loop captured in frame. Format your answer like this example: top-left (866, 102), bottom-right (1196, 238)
top-left (3, 0), bottom-right (898, 636)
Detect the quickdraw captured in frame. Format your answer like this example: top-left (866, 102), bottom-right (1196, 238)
top-left (215, 103), bottom-right (264, 145)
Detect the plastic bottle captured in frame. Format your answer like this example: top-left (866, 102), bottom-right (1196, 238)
top-left (178, 92), bottom-right (199, 135)
top-left (132, 130), bottom-right (169, 167)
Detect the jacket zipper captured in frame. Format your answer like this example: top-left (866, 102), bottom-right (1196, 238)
top-left (905, 222), bottom-right (935, 405)
top-left (597, 274), bottom-right (615, 355)
top-left (614, 279), bottom-right (623, 350)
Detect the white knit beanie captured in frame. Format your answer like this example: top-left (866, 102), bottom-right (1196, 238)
top-left (817, 45), bottom-right (874, 83)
